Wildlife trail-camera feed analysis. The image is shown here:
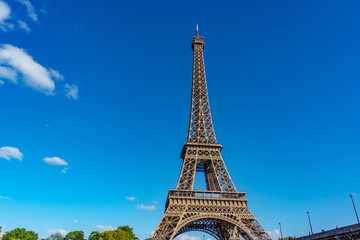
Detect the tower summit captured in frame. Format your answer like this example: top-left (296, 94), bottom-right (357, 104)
top-left (153, 25), bottom-right (271, 240)
top-left (188, 24), bottom-right (217, 144)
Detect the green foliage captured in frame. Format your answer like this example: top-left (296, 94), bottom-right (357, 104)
top-left (65, 231), bottom-right (84, 240)
top-left (98, 229), bottom-right (127, 240)
top-left (144, 238), bottom-right (153, 240)
top-left (88, 232), bottom-right (100, 240)
top-left (3, 228), bottom-right (38, 240)
top-left (116, 226), bottom-right (136, 240)
top-left (73, 234), bottom-right (84, 240)
top-left (98, 226), bottom-right (137, 240)
top-left (1, 225), bottom-right (138, 240)
top-left (48, 233), bottom-right (64, 240)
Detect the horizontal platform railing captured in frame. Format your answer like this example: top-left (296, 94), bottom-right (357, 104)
top-left (168, 190), bottom-right (246, 199)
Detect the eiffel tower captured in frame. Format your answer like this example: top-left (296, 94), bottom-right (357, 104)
top-left (152, 25), bottom-right (271, 240)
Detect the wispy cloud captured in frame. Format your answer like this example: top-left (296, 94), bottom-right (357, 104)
top-left (17, 0), bottom-right (37, 22)
top-left (0, 0), bottom-right (40, 33)
top-left (175, 234), bottom-right (203, 240)
top-left (0, 195), bottom-right (12, 200)
top-left (268, 229), bottom-right (281, 239)
top-left (39, 7), bottom-right (47, 16)
top-left (74, 219), bottom-right (78, 224)
top-left (49, 68), bottom-right (64, 81)
top-left (46, 229), bottom-right (67, 236)
top-left (0, 0), bottom-right (38, 33)
top-left (0, 44), bottom-right (56, 94)
top-left (0, 66), bottom-right (17, 82)
top-left (61, 167), bottom-right (68, 174)
top-left (43, 157), bottom-right (68, 166)
top-left (96, 225), bottom-right (114, 231)
top-left (0, 0), bottom-right (12, 31)
top-left (18, 20), bottom-right (30, 33)
top-left (65, 84), bottom-right (79, 100)
top-left (0, 44), bottom-right (77, 99)
top-left (0, 146), bottom-right (23, 161)
top-left (145, 231), bottom-right (155, 237)
top-left (136, 204), bottom-right (156, 211)
top-left (125, 196), bottom-right (135, 201)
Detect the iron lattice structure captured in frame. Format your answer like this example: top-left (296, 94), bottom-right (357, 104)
top-left (153, 26), bottom-right (271, 240)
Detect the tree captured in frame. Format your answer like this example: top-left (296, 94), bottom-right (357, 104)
top-left (48, 233), bottom-right (64, 240)
top-left (88, 232), bottom-right (100, 240)
top-left (3, 228), bottom-right (38, 240)
top-left (144, 238), bottom-right (153, 240)
top-left (65, 231), bottom-right (84, 240)
top-left (98, 226), bottom-right (137, 240)
top-left (98, 229), bottom-right (127, 240)
top-left (116, 226), bottom-right (136, 240)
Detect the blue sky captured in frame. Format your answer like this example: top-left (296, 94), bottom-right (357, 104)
top-left (1, 0), bottom-right (360, 239)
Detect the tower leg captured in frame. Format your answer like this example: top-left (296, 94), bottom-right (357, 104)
top-left (152, 193), bottom-right (271, 240)
top-left (228, 226), bottom-right (240, 240)
top-left (153, 208), bottom-right (183, 240)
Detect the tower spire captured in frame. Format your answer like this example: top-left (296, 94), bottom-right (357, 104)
top-left (188, 24), bottom-right (217, 144)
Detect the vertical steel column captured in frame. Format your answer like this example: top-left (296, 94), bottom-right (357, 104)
top-left (350, 194), bottom-right (360, 224)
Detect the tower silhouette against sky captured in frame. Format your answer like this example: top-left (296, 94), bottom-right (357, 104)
top-left (152, 25), bottom-right (271, 240)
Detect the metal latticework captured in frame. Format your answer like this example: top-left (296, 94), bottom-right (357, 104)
top-left (153, 26), bottom-right (271, 240)
top-left (187, 29), bottom-right (216, 144)
top-left (176, 144), bottom-right (236, 192)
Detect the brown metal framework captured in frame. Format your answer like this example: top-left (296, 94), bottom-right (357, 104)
top-left (152, 26), bottom-right (271, 240)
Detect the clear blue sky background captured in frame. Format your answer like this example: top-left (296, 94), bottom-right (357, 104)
top-left (1, 0), bottom-right (360, 239)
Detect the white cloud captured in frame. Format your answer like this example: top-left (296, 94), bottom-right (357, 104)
top-left (74, 219), bottom-right (78, 224)
top-left (125, 196), bottom-right (135, 201)
top-left (268, 229), bottom-right (281, 239)
top-left (43, 157), bottom-right (68, 166)
top-left (0, 44), bottom-right (56, 94)
top-left (154, 201), bottom-right (159, 204)
top-left (39, 7), bottom-right (47, 16)
top-left (0, 195), bottom-right (12, 200)
top-left (0, 0), bottom-right (42, 33)
top-left (0, 146), bottom-right (23, 161)
top-left (0, 0), bottom-right (11, 30)
top-left (96, 225), bottom-right (114, 231)
top-left (0, 79), bottom-right (4, 86)
top-left (0, 66), bottom-right (18, 82)
top-left (175, 234), bottom-right (201, 240)
top-left (49, 68), bottom-right (64, 81)
top-left (136, 204), bottom-right (156, 211)
top-left (61, 167), bottom-right (68, 174)
top-left (17, 0), bottom-right (37, 22)
top-left (0, 44), bottom-right (76, 98)
top-left (145, 231), bottom-right (155, 236)
top-left (46, 229), bottom-right (67, 236)
top-left (65, 84), bottom-right (79, 100)
top-left (18, 20), bottom-right (30, 33)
